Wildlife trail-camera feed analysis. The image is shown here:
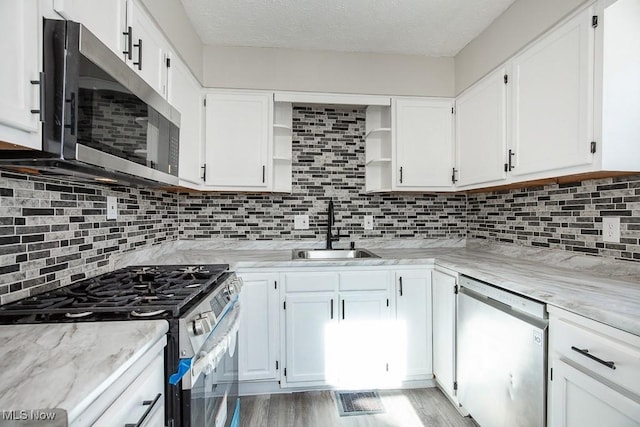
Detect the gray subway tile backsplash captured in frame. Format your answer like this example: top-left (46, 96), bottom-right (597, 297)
top-left (0, 106), bottom-right (639, 303)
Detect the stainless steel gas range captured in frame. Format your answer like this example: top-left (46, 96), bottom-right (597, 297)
top-left (0, 264), bottom-right (242, 427)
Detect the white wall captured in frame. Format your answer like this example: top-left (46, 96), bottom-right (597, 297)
top-left (455, 0), bottom-right (589, 94)
top-left (202, 45), bottom-right (455, 97)
top-left (140, 0), bottom-right (204, 82)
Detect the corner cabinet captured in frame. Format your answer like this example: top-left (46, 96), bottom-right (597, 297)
top-left (0, 0), bottom-right (42, 150)
top-left (393, 97), bottom-right (455, 191)
top-left (432, 267), bottom-right (459, 403)
top-left (547, 306), bottom-right (640, 427)
top-left (454, 67), bottom-right (508, 189)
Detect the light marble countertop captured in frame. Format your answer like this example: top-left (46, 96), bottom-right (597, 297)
top-left (0, 320), bottom-right (168, 423)
top-left (131, 238), bottom-right (640, 337)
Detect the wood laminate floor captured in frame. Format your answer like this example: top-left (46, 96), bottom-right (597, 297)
top-left (240, 388), bottom-right (477, 427)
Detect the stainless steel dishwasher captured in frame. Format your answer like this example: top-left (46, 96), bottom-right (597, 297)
top-left (457, 275), bottom-right (548, 427)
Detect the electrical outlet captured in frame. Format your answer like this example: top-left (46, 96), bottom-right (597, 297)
top-left (294, 215), bottom-right (309, 230)
top-left (106, 196), bottom-right (118, 220)
top-left (603, 217), bottom-right (620, 243)
top-left (364, 215), bottom-right (374, 230)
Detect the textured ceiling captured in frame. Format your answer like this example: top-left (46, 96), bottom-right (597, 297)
top-left (180, 0), bottom-right (517, 56)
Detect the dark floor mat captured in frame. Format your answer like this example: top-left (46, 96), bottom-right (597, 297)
top-left (335, 391), bottom-right (385, 416)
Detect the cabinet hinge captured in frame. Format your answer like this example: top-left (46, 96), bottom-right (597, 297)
top-left (284, 368), bottom-right (287, 377)
top-left (592, 15), bottom-right (598, 28)
top-left (550, 367), bottom-right (553, 381)
top-left (283, 301), bottom-right (286, 310)
top-left (504, 74), bottom-right (508, 84)
top-left (454, 285), bottom-right (458, 295)
top-left (451, 107), bottom-right (455, 114)
top-left (204, 98), bottom-right (207, 107)
top-left (590, 141), bottom-right (597, 154)
top-left (453, 381), bottom-right (458, 391)
top-left (166, 57), bottom-right (171, 68)
top-left (276, 361), bottom-right (279, 370)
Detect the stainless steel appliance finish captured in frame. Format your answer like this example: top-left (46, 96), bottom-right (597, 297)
top-left (457, 275), bottom-right (548, 427)
top-left (0, 19), bottom-right (180, 187)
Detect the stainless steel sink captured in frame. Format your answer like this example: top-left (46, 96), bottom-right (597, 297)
top-left (291, 248), bottom-right (380, 260)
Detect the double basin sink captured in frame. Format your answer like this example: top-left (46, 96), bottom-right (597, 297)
top-left (291, 248), bottom-right (380, 260)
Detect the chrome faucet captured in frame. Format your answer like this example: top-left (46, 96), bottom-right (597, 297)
top-left (326, 199), bottom-right (347, 249)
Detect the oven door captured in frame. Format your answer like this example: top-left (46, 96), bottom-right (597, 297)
top-left (188, 302), bottom-right (240, 427)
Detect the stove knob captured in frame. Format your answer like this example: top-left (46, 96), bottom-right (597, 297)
top-left (192, 316), bottom-right (212, 336)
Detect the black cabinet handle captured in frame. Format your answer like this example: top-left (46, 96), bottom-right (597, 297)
top-left (125, 392), bottom-right (162, 427)
top-left (330, 299), bottom-right (333, 319)
top-left (342, 299), bottom-right (345, 320)
top-left (451, 167), bottom-right (458, 184)
top-left (399, 166), bottom-right (403, 184)
top-left (133, 38), bottom-right (143, 70)
top-left (507, 149), bottom-right (515, 171)
top-left (201, 164), bottom-right (207, 181)
top-left (399, 277), bottom-right (403, 296)
top-left (30, 72), bottom-right (45, 122)
top-left (262, 165), bottom-right (266, 183)
top-left (123, 26), bottom-right (133, 60)
top-left (571, 346), bottom-right (616, 370)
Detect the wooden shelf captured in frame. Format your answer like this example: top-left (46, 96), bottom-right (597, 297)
top-left (365, 127), bottom-right (391, 138)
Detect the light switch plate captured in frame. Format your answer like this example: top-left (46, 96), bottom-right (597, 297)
top-left (294, 215), bottom-right (309, 230)
top-left (364, 215), bottom-right (374, 230)
top-left (603, 217), bottom-right (620, 243)
top-left (106, 196), bottom-right (118, 220)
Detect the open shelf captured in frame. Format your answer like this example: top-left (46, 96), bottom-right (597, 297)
top-left (365, 127), bottom-right (391, 138)
top-left (273, 123), bottom-right (292, 131)
top-left (365, 106), bottom-right (393, 193)
top-left (272, 102), bottom-right (293, 193)
top-left (366, 158), bottom-right (392, 166)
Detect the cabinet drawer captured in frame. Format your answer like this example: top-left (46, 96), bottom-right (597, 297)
top-left (339, 271), bottom-right (390, 291)
top-left (551, 316), bottom-right (640, 396)
top-left (93, 348), bottom-right (164, 426)
top-left (284, 272), bottom-right (339, 292)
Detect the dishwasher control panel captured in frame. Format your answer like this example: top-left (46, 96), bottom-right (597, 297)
top-left (459, 275), bottom-right (547, 320)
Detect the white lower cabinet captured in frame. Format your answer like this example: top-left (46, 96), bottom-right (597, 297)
top-left (394, 269), bottom-right (432, 381)
top-left (236, 272), bottom-right (280, 382)
top-left (548, 306), bottom-right (640, 427)
top-left (432, 267), bottom-right (458, 402)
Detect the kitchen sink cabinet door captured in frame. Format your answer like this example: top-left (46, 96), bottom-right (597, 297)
top-left (283, 292), bottom-right (338, 386)
top-left (237, 273), bottom-right (279, 382)
top-left (169, 56), bottom-right (204, 185)
top-left (53, 0), bottom-right (126, 58)
top-left (394, 270), bottom-right (432, 381)
top-left (432, 268), bottom-right (458, 401)
top-left (204, 92), bottom-right (271, 190)
top-left (455, 67), bottom-right (508, 189)
top-left (336, 291), bottom-right (391, 387)
top-left (393, 97), bottom-right (455, 191)
top-left (0, 0), bottom-right (41, 150)
top-left (509, 6), bottom-right (595, 179)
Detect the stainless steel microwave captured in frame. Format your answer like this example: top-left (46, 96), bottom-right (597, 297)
top-left (0, 19), bottom-right (180, 187)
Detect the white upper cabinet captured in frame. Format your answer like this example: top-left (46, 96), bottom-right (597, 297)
top-left (0, 0), bottom-right (41, 149)
top-left (169, 57), bottom-right (203, 185)
top-left (204, 91), bottom-right (272, 190)
top-left (455, 67), bottom-right (508, 188)
top-left (53, 0), bottom-right (126, 58)
top-left (126, 0), bottom-right (171, 98)
top-left (393, 98), bottom-right (455, 191)
top-left (509, 6), bottom-right (595, 178)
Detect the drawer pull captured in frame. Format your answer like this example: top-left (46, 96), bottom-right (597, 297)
top-left (125, 392), bottom-right (162, 427)
top-left (571, 346), bottom-right (616, 370)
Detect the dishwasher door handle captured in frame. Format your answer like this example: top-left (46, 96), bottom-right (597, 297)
top-left (571, 346), bottom-right (616, 370)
